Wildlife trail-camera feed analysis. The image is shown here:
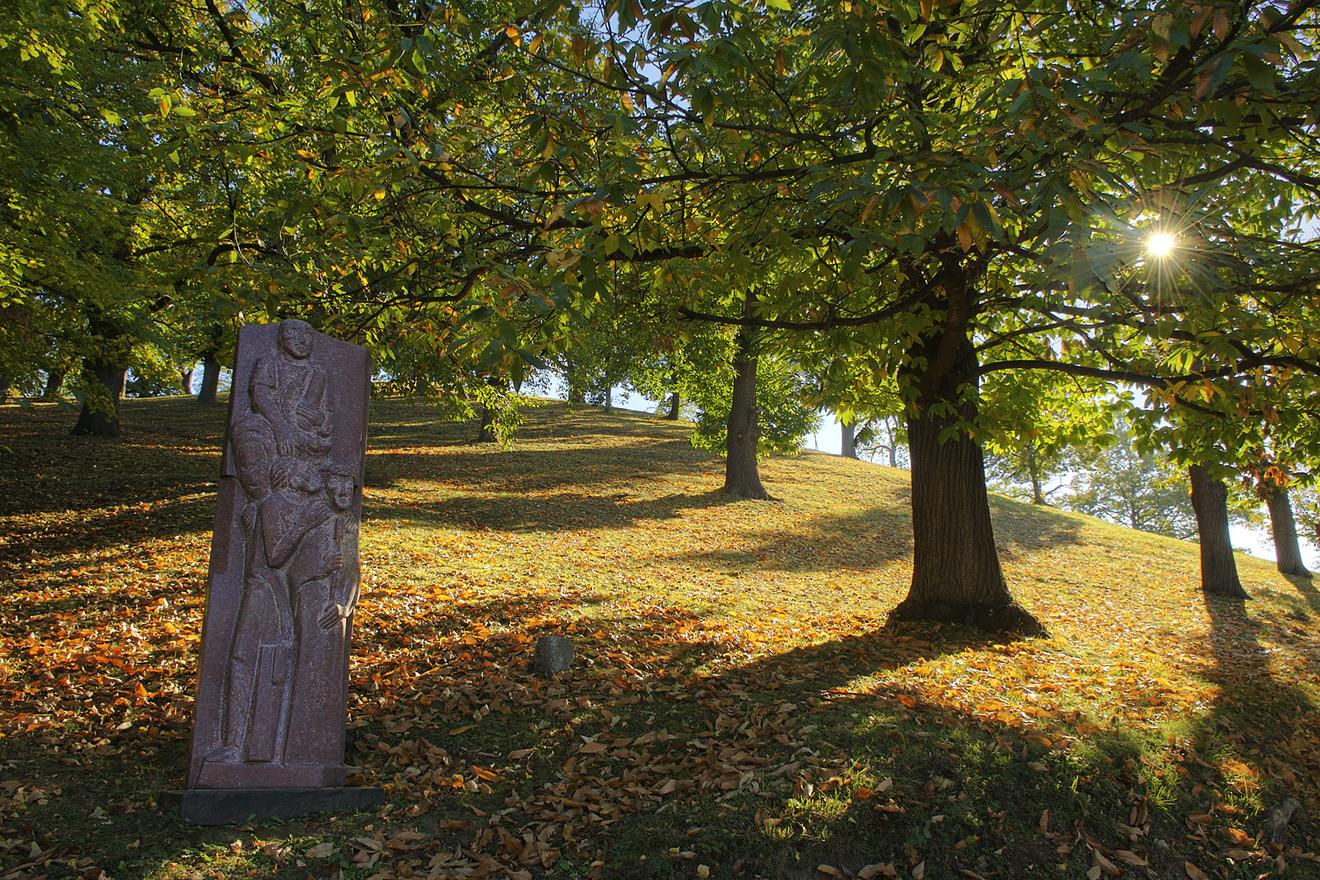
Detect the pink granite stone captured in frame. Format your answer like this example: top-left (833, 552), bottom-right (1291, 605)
top-left (186, 320), bottom-right (370, 794)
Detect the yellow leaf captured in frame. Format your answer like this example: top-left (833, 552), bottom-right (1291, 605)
top-left (859, 865), bottom-right (898, 880)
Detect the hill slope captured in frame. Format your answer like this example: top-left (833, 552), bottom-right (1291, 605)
top-left (1, 397), bottom-right (1318, 879)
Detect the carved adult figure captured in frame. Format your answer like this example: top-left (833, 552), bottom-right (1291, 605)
top-left (251, 320), bottom-right (332, 459)
top-left (214, 457), bottom-right (334, 764)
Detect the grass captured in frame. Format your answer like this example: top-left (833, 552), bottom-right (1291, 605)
top-left (2, 395), bottom-right (1319, 879)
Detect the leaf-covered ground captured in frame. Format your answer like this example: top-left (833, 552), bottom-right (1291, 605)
top-left (2, 397), bottom-right (1319, 880)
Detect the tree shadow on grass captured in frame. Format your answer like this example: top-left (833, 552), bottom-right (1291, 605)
top-left (594, 598), bottom-right (1320, 879)
top-left (0, 399), bottom-right (225, 516)
top-left (10, 579), bottom-right (1320, 880)
top-left (989, 495), bottom-right (1085, 559)
top-left (673, 507), bottom-right (913, 573)
top-left (365, 401), bottom-right (695, 452)
top-left (364, 439), bottom-right (712, 494)
top-left (1284, 572), bottom-right (1320, 611)
top-left (1197, 592), bottom-right (1319, 838)
top-left (369, 488), bottom-right (731, 533)
top-left (0, 494), bottom-right (214, 577)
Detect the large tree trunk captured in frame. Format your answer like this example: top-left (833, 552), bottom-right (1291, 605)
top-left (1189, 464), bottom-right (1247, 598)
top-left (667, 391), bottom-right (680, 420)
top-left (841, 420), bottom-right (858, 459)
top-left (1264, 485), bottom-right (1309, 577)
top-left (564, 358), bottom-right (585, 404)
top-left (72, 308), bottom-right (131, 437)
top-left (890, 265), bottom-right (1038, 632)
top-left (197, 350), bottom-right (221, 404)
top-left (0, 374), bottom-right (10, 403)
top-left (477, 406), bottom-right (495, 442)
top-left (72, 359), bottom-right (127, 437)
top-left (723, 294), bottom-right (770, 500)
top-left (604, 386), bottom-right (613, 413)
top-left (42, 369), bottom-right (65, 400)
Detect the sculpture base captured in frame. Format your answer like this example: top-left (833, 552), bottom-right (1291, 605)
top-left (170, 786), bottom-right (384, 825)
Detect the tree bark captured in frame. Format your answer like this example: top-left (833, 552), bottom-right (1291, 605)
top-left (723, 293), bottom-right (771, 500)
top-left (1027, 445), bottom-right (1045, 505)
top-left (477, 406), bottom-right (495, 442)
top-left (841, 420), bottom-right (858, 459)
top-left (179, 366), bottom-right (194, 396)
top-left (604, 386), bottom-right (613, 412)
top-left (1189, 464), bottom-right (1247, 597)
top-left (1265, 485), bottom-right (1310, 577)
top-left (198, 350), bottom-right (221, 404)
top-left (890, 263), bottom-right (1039, 633)
top-left (71, 359), bottom-right (127, 437)
top-left (0, 374), bottom-right (10, 403)
top-left (42, 369), bottom-right (65, 400)
top-left (667, 391), bottom-right (681, 420)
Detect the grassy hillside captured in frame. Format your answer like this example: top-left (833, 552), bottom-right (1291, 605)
top-left (2, 396), bottom-right (1319, 880)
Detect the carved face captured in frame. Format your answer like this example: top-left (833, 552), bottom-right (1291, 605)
top-left (279, 320), bottom-right (313, 360)
top-left (326, 473), bottom-right (354, 511)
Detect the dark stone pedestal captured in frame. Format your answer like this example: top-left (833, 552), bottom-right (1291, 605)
top-left (168, 786), bottom-right (384, 825)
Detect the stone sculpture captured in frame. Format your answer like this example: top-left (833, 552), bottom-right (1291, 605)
top-left (180, 320), bottom-right (381, 823)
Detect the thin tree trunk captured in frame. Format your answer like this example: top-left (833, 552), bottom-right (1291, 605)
top-left (198, 351), bottom-right (220, 404)
top-left (42, 369), bottom-right (65, 400)
top-left (180, 366), bottom-right (194, 396)
top-left (841, 420), bottom-right (858, 459)
top-left (667, 391), bottom-right (680, 420)
top-left (1189, 464), bottom-right (1247, 597)
top-left (1265, 485), bottom-right (1310, 577)
top-left (723, 293), bottom-right (770, 500)
top-left (0, 374), bottom-right (10, 403)
top-left (605, 386), bottom-right (613, 412)
top-left (890, 268), bottom-right (1038, 632)
top-left (1028, 446), bottom-right (1045, 504)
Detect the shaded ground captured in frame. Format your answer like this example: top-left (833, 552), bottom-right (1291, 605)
top-left (1, 396), bottom-right (1318, 880)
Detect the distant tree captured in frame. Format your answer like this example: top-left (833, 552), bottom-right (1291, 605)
top-left (1064, 415), bottom-right (1198, 540)
top-left (688, 338), bottom-right (820, 499)
top-left (1256, 469), bottom-right (1310, 577)
top-left (982, 371), bottom-right (1114, 505)
top-left (857, 416), bottom-right (909, 470)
